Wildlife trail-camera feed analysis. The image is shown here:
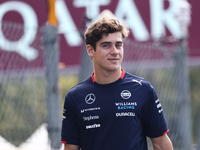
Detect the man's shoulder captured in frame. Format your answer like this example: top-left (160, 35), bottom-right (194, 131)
top-left (66, 77), bottom-right (92, 96)
top-left (125, 72), bottom-right (148, 83)
top-left (124, 72), bottom-right (154, 90)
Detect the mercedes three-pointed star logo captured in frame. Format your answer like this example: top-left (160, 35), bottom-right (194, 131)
top-left (85, 93), bottom-right (96, 104)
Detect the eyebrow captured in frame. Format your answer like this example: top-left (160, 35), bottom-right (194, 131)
top-left (100, 41), bottom-right (123, 46)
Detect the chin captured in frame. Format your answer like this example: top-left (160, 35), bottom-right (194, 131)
top-left (106, 66), bottom-right (121, 71)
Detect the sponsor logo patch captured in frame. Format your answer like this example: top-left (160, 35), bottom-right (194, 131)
top-left (83, 115), bottom-right (99, 121)
top-left (120, 90), bottom-right (131, 99)
top-left (115, 102), bottom-right (137, 110)
top-left (80, 107), bottom-right (100, 113)
top-left (155, 99), bottom-right (163, 113)
top-left (116, 112), bottom-right (135, 117)
top-left (86, 124), bottom-right (101, 129)
top-left (85, 93), bottom-right (96, 104)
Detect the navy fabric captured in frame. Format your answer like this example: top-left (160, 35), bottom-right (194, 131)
top-left (61, 71), bottom-right (168, 150)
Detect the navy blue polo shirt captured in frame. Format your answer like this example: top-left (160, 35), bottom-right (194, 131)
top-left (61, 69), bottom-right (169, 150)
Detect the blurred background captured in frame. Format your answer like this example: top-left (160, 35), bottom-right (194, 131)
top-left (0, 0), bottom-right (200, 150)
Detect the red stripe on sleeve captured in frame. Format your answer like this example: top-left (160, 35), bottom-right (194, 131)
top-left (61, 141), bottom-right (66, 143)
top-left (163, 129), bottom-right (169, 135)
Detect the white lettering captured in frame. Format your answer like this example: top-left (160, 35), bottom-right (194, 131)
top-left (158, 109), bottom-right (163, 113)
top-left (62, 116), bottom-right (66, 120)
top-left (115, 0), bottom-right (149, 41)
top-left (86, 124), bottom-right (101, 129)
top-left (157, 103), bottom-right (161, 109)
top-left (116, 112), bottom-right (135, 117)
top-left (150, 0), bottom-right (182, 38)
top-left (155, 99), bottom-right (160, 103)
top-left (56, 0), bottom-right (82, 46)
top-left (84, 107), bottom-right (100, 112)
top-left (115, 102), bottom-right (137, 106)
top-left (73, 0), bottom-right (111, 19)
top-left (0, 1), bottom-right (38, 61)
top-left (83, 115), bottom-right (99, 121)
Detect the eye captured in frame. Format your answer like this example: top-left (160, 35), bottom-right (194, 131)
top-left (102, 44), bottom-right (110, 48)
top-left (116, 43), bottom-right (122, 48)
top-left (102, 44), bottom-right (108, 47)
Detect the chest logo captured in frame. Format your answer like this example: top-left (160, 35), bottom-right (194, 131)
top-left (85, 93), bottom-right (96, 104)
top-left (120, 90), bottom-right (131, 99)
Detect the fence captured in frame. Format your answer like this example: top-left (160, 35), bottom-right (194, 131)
top-left (0, 21), bottom-right (46, 146)
top-left (0, 21), bottom-right (200, 150)
top-left (122, 38), bottom-right (192, 150)
top-left (0, 21), bottom-right (61, 150)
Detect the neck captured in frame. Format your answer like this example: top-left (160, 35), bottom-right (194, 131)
top-left (93, 67), bottom-right (122, 84)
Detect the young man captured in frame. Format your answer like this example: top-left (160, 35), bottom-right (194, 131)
top-left (61, 18), bottom-right (173, 150)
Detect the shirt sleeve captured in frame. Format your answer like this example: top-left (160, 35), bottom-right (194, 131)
top-left (61, 94), bottom-right (80, 145)
top-left (142, 86), bottom-right (169, 138)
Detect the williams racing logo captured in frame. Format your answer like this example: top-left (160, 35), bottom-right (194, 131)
top-left (115, 102), bottom-right (137, 110)
top-left (120, 90), bottom-right (131, 99)
top-left (115, 102), bottom-right (137, 117)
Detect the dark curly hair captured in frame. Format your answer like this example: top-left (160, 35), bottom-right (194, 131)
top-left (84, 18), bottom-right (129, 51)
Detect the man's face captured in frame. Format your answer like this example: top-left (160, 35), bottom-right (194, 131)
top-left (90, 32), bottom-right (124, 72)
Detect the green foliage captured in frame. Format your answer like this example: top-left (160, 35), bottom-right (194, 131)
top-left (0, 74), bottom-right (78, 146)
top-left (0, 77), bottom-right (46, 146)
top-left (190, 67), bottom-right (200, 143)
top-left (59, 74), bottom-right (78, 108)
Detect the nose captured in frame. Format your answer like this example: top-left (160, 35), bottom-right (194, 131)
top-left (110, 46), bottom-right (119, 55)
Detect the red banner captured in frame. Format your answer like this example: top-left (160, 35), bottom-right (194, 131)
top-left (0, 0), bottom-right (199, 70)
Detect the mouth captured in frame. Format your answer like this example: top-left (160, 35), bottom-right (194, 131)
top-left (108, 58), bottom-right (119, 63)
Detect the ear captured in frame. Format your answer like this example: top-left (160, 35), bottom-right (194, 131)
top-left (86, 44), bottom-right (95, 57)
